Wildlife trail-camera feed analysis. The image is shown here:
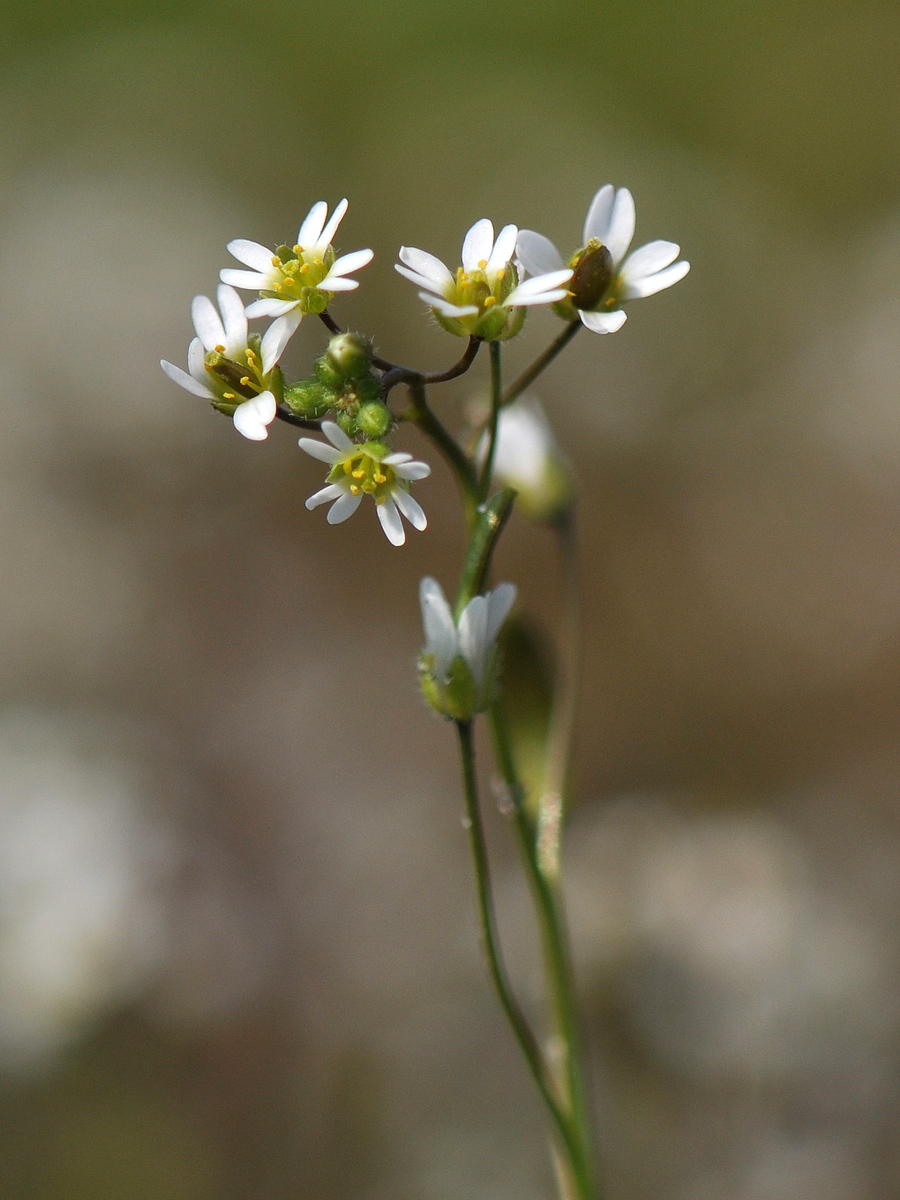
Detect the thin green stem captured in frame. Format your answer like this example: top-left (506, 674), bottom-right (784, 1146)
top-left (455, 720), bottom-right (590, 1194)
top-left (489, 705), bottom-right (598, 1200)
top-left (502, 320), bottom-right (582, 408)
top-left (537, 511), bottom-right (582, 883)
top-left (479, 341), bottom-right (503, 500)
top-left (454, 489), bottom-right (516, 617)
top-left (404, 379), bottom-right (479, 523)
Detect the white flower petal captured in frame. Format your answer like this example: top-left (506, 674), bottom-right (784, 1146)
top-left (160, 359), bottom-right (213, 399)
top-left (226, 239), bottom-right (275, 273)
top-left (191, 294), bottom-right (226, 352)
top-left (419, 577), bottom-right (458, 676)
top-left (305, 483), bottom-right (344, 510)
top-left (516, 230), bottom-right (565, 278)
top-left (217, 284), bottom-right (248, 353)
top-left (394, 460), bottom-right (432, 481)
top-left (298, 437), bottom-right (342, 464)
top-left (317, 198), bottom-right (348, 250)
top-left (621, 259), bottom-right (690, 300)
top-left (485, 583), bottom-right (517, 645)
top-left (462, 219), bottom-right (494, 271)
top-left (376, 497), bottom-right (406, 546)
top-left (318, 276), bottom-right (358, 292)
top-left (220, 268), bottom-right (269, 290)
top-left (382, 452), bottom-right (413, 465)
top-left (604, 188), bottom-right (636, 267)
top-left (246, 297), bottom-right (298, 319)
top-left (329, 248), bottom-right (374, 277)
top-left (395, 264), bottom-right (447, 293)
top-left (187, 337), bottom-right (207, 381)
top-left (393, 488), bottom-right (427, 531)
top-left (397, 247), bottom-right (454, 290)
top-left (321, 420), bottom-right (354, 452)
top-left (582, 184), bottom-right (615, 245)
top-left (458, 595), bottom-right (489, 687)
top-left (424, 293), bottom-right (479, 318)
top-left (505, 269), bottom-right (572, 306)
top-left (579, 308), bottom-right (628, 334)
top-left (618, 240), bottom-right (681, 282)
top-left (232, 391), bottom-right (277, 440)
top-left (487, 224), bottom-right (518, 275)
top-left (297, 201), bottom-right (328, 248)
top-left (327, 490), bottom-right (362, 524)
top-left (261, 310), bottom-right (302, 373)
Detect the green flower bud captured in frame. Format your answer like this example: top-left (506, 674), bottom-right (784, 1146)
top-left (325, 332), bottom-right (373, 380)
top-left (315, 357), bottom-right (344, 389)
top-left (357, 400), bottom-right (393, 438)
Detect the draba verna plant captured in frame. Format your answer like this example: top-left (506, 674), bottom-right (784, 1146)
top-left (162, 186), bottom-right (688, 1200)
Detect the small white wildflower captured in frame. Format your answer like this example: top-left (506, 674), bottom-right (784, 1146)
top-left (395, 218), bottom-right (572, 341)
top-left (478, 396), bottom-right (573, 522)
top-left (418, 577), bottom-right (517, 719)
top-left (298, 421), bottom-right (431, 547)
top-left (516, 184), bottom-right (690, 334)
top-left (160, 283), bottom-right (279, 440)
top-left (221, 200), bottom-right (373, 359)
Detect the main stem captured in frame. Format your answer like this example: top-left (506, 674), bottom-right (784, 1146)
top-left (455, 721), bottom-right (592, 1197)
top-left (489, 706), bottom-right (598, 1200)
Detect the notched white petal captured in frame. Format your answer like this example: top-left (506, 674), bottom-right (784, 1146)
top-left (621, 259), bottom-right (690, 300)
top-left (233, 391), bottom-right (277, 440)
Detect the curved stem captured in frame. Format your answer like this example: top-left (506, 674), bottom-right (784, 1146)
top-left (502, 320), bottom-right (582, 408)
top-left (380, 336), bottom-right (482, 399)
top-left (403, 380), bottom-right (479, 522)
top-left (455, 720), bottom-right (590, 1194)
top-left (489, 705), bottom-right (599, 1200)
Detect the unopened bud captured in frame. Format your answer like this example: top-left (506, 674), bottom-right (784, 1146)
top-left (325, 332), bottom-right (373, 380)
top-left (357, 400), bottom-right (392, 438)
top-left (283, 378), bottom-right (333, 420)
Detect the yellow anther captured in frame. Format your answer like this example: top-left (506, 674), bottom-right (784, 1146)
top-left (271, 256), bottom-right (282, 268)
top-left (215, 344), bottom-right (225, 353)
top-left (300, 263), bottom-right (311, 274)
top-left (246, 349), bottom-right (257, 363)
top-left (373, 472), bottom-right (387, 485)
top-left (223, 392), bottom-right (235, 400)
top-left (350, 484), bottom-right (361, 495)
top-left (496, 266), bottom-right (505, 280)
top-left (293, 245), bottom-right (303, 254)
top-left (240, 376), bottom-right (251, 387)
top-left (483, 296), bottom-right (497, 307)
top-left (478, 259), bottom-right (488, 269)
top-left (352, 468), bottom-right (365, 479)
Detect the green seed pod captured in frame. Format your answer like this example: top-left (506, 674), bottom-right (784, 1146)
top-left (283, 378), bottom-right (334, 419)
top-left (357, 400), bottom-right (392, 438)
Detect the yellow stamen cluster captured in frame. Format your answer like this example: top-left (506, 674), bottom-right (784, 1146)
top-left (328, 448), bottom-right (399, 504)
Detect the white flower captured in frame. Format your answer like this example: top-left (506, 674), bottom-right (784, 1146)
top-left (160, 283), bottom-right (279, 440)
top-left (478, 396), bottom-right (573, 522)
top-left (418, 577), bottom-right (517, 718)
top-left (221, 199), bottom-right (373, 359)
top-left (395, 218), bottom-right (572, 340)
top-left (516, 184), bottom-right (690, 334)
top-left (298, 421), bottom-right (431, 547)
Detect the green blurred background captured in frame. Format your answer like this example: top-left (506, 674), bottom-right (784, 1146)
top-left (1, 1), bottom-right (899, 1197)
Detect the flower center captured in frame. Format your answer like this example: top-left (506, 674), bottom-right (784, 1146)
top-left (329, 449), bottom-right (400, 503)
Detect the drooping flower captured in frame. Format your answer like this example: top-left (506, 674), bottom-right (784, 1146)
top-left (160, 283), bottom-right (280, 440)
top-left (395, 219), bottom-right (572, 341)
top-left (418, 576), bottom-right (517, 719)
top-left (478, 396), bottom-right (573, 522)
top-left (516, 185), bottom-right (689, 334)
top-left (298, 421), bottom-right (431, 547)
top-left (221, 200), bottom-right (373, 360)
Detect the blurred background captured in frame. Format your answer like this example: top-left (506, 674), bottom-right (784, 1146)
top-left (0, 0), bottom-right (899, 1197)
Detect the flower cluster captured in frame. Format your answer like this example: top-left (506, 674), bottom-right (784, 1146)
top-left (161, 184), bottom-right (688, 549)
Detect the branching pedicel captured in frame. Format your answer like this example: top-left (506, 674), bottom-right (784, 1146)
top-left (161, 188), bottom-right (689, 1200)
